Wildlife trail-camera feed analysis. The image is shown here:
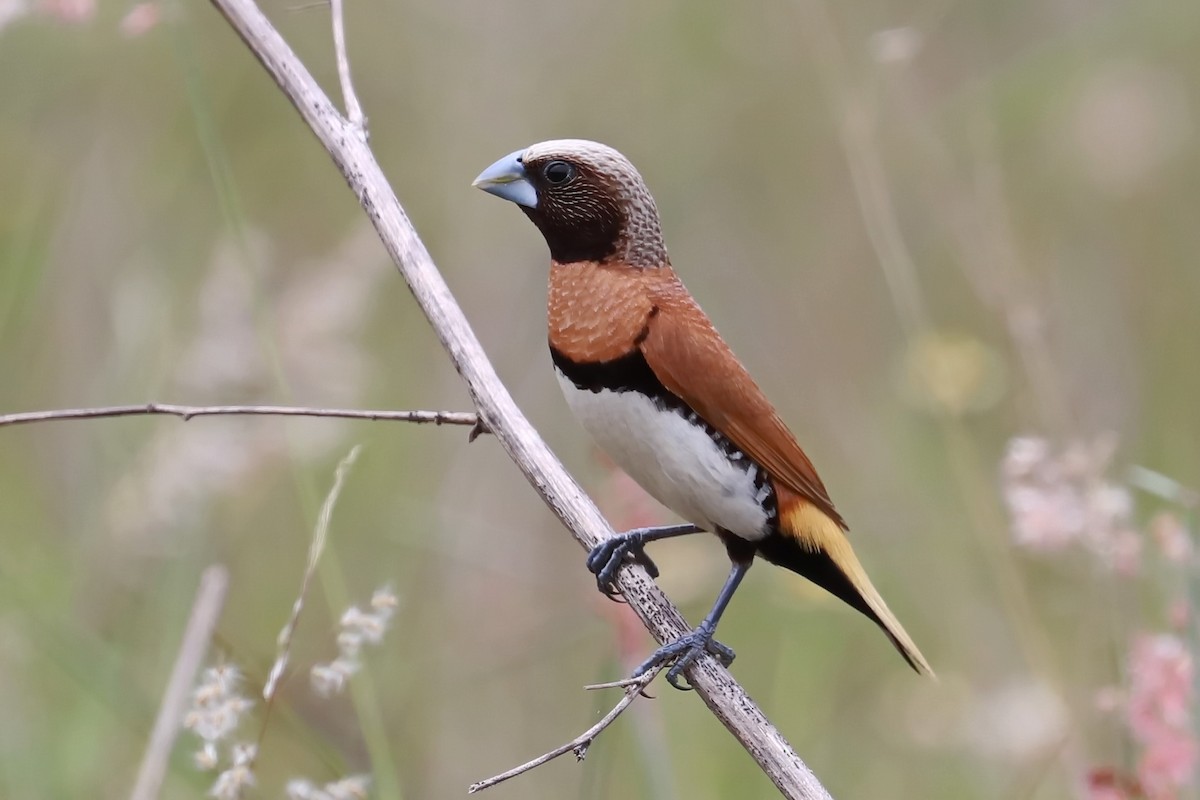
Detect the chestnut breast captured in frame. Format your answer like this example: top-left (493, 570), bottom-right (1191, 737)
top-left (547, 261), bottom-right (656, 361)
top-left (547, 261), bottom-right (773, 539)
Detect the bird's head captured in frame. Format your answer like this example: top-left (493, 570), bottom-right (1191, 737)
top-left (473, 139), bottom-right (667, 268)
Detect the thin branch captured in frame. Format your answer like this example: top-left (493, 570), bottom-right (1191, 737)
top-left (130, 565), bottom-right (231, 800)
top-left (0, 404), bottom-right (478, 429)
top-left (205, 1), bottom-right (833, 797)
top-left (468, 671), bottom-right (659, 794)
top-left (328, 0), bottom-right (364, 133)
top-left (584, 676), bottom-right (649, 691)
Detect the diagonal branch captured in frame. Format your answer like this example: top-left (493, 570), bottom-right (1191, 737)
top-left (0, 404), bottom-right (478, 429)
top-left (205, 1), bottom-right (833, 797)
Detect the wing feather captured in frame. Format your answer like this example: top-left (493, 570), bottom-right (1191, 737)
top-left (639, 270), bottom-right (847, 529)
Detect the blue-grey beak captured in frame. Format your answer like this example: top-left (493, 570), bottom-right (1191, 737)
top-left (472, 150), bottom-right (538, 209)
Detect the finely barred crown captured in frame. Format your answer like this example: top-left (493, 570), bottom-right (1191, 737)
top-left (517, 139), bottom-right (668, 269)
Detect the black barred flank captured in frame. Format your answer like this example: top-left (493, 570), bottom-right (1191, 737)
top-left (549, 345), bottom-right (778, 529)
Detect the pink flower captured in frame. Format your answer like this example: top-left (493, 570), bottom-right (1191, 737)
top-left (1003, 437), bottom-right (1051, 480)
top-left (1151, 513), bottom-right (1193, 564)
top-left (1005, 482), bottom-right (1086, 551)
top-left (1125, 634), bottom-right (1198, 799)
top-left (35, 0), bottom-right (92, 23)
top-left (1106, 529), bottom-right (1143, 577)
top-left (1128, 635), bottom-right (1192, 737)
top-left (1001, 436), bottom-right (1137, 571)
top-left (1084, 767), bottom-right (1141, 800)
top-left (118, 1), bottom-right (158, 36)
top-left (1168, 599), bottom-right (1189, 631)
top-left (1139, 734), bottom-right (1199, 799)
top-left (1087, 783), bottom-right (1130, 800)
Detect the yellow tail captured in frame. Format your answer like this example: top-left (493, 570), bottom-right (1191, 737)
top-left (767, 499), bottom-right (935, 677)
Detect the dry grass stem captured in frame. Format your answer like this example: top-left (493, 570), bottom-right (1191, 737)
top-left (130, 565), bottom-right (230, 800)
top-left (1127, 465), bottom-right (1200, 509)
top-left (263, 445), bottom-right (362, 705)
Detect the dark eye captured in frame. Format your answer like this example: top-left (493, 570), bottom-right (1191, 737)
top-left (542, 160), bottom-right (575, 185)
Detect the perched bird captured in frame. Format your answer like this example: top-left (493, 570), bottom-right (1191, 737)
top-left (473, 139), bottom-right (932, 688)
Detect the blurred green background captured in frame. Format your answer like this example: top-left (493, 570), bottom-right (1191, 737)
top-left (1, 0), bottom-right (1198, 797)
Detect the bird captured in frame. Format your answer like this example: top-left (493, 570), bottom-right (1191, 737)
top-left (473, 139), bottom-right (933, 689)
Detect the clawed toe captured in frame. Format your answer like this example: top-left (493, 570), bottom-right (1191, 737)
top-left (595, 551), bottom-right (747, 691)
top-left (585, 524), bottom-right (701, 598)
top-left (631, 626), bottom-right (735, 691)
top-left (586, 533), bottom-right (659, 597)
top-left (585, 538), bottom-right (620, 576)
top-left (632, 549), bottom-right (659, 578)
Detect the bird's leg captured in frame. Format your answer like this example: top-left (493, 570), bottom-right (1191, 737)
top-left (631, 558), bottom-right (752, 691)
top-left (587, 523), bottom-right (703, 598)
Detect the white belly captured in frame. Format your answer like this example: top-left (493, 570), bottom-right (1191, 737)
top-left (556, 371), bottom-right (770, 540)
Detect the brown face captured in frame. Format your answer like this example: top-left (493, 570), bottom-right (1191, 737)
top-left (517, 154), bottom-right (626, 264)
top-left (474, 139), bottom-right (668, 268)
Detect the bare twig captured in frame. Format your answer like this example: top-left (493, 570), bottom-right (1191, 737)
top-left (0, 404), bottom-right (478, 429)
top-left (205, 1), bottom-right (833, 796)
top-left (328, 0), bottom-right (364, 132)
top-left (468, 671), bottom-right (659, 794)
top-left (584, 676), bottom-right (649, 691)
top-left (130, 565), bottom-right (231, 800)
